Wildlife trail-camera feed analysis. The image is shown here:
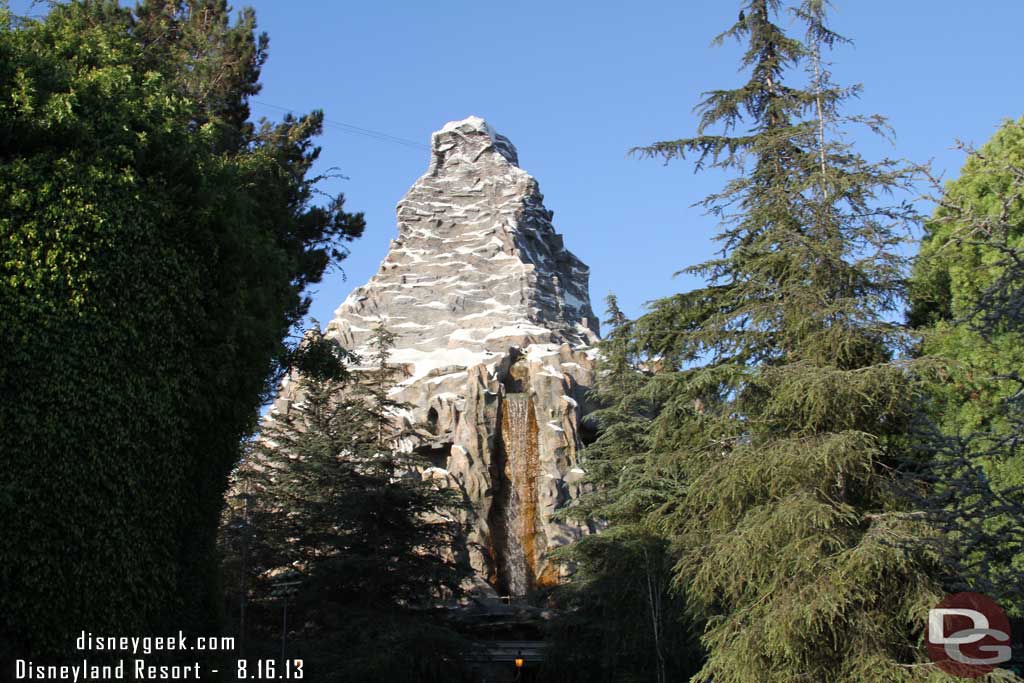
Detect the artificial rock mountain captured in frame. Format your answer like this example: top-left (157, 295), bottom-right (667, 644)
top-left (272, 116), bottom-right (599, 597)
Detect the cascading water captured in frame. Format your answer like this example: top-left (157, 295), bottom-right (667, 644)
top-left (496, 393), bottom-right (540, 597)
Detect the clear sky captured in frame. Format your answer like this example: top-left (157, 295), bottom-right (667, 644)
top-left (18, 1), bottom-right (1024, 329)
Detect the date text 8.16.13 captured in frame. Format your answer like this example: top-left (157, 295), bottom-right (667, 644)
top-left (236, 659), bottom-right (303, 679)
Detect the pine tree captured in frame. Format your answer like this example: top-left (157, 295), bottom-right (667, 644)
top-left (222, 328), bottom-right (469, 680)
top-left (133, 0), bottom-right (268, 149)
top-left (549, 295), bottom-right (700, 683)
top-left (589, 2), bottom-right (965, 680)
top-left (570, 295), bottom-right (664, 526)
top-left (366, 323), bottom-right (402, 451)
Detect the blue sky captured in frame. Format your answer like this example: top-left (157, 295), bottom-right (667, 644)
top-left (17, 1), bottom-right (1024, 328)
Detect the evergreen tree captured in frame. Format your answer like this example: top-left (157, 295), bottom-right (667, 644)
top-left (910, 118), bottom-right (1024, 441)
top-left (133, 0), bottom-right (267, 148)
top-left (367, 323), bottom-right (403, 450)
top-left (548, 296), bottom-right (701, 683)
top-left (907, 120), bottom-right (1024, 614)
top-left (570, 295), bottom-right (663, 526)
top-left (586, 2), bottom-right (967, 680)
top-left (222, 328), bottom-right (469, 681)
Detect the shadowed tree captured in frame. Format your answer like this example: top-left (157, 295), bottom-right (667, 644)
top-left (221, 328), bottom-right (470, 681)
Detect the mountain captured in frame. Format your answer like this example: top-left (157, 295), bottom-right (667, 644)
top-left (272, 116), bottom-right (599, 597)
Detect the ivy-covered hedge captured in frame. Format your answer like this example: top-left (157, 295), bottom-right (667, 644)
top-left (0, 2), bottom-right (362, 658)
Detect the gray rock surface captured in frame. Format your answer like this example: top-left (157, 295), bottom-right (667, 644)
top-left (274, 116), bottom-right (598, 596)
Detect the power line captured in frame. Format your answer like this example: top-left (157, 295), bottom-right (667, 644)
top-left (252, 100), bottom-right (430, 152)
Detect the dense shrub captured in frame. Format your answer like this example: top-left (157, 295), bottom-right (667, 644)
top-left (0, 1), bottom-right (363, 658)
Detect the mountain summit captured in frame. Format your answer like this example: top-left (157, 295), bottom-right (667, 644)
top-left (326, 115), bottom-right (598, 367)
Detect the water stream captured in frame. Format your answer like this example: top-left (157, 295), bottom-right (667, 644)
top-left (497, 393), bottom-right (540, 597)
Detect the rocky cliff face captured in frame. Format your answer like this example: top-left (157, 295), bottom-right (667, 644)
top-left (273, 116), bottom-right (598, 597)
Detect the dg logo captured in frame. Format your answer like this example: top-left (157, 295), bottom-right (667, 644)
top-left (927, 592), bottom-right (1013, 678)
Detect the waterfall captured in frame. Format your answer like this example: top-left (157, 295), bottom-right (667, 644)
top-left (497, 393), bottom-right (540, 597)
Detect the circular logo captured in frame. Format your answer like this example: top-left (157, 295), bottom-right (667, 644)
top-left (927, 592), bottom-right (1012, 678)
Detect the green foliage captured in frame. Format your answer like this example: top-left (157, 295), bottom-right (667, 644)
top-left (541, 528), bottom-right (702, 683)
top-left (910, 119), bottom-right (1024, 438)
top-left (133, 0), bottom-right (268, 149)
top-left (547, 297), bottom-right (697, 683)
top-left (577, 2), bottom-right (971, 681)
top-left (0, 0), bottom-right (363, 658)
top-left (908, 119), bottom-right (1024, 614)
top-left (568, 296), bottom-right (664, 526)
top-left (221, 329), bottom-right (470, 681)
